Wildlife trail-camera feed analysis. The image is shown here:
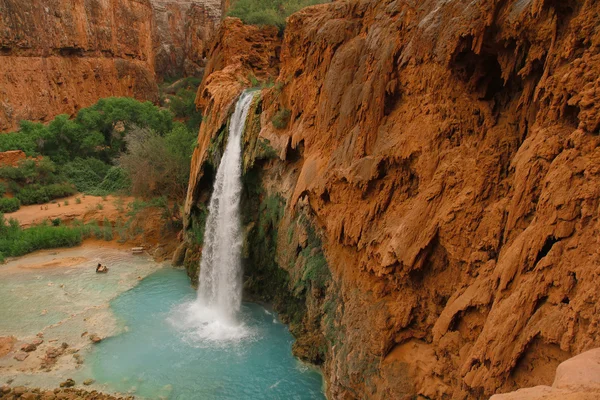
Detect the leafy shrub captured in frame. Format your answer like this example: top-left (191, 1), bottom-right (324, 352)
top-left (114, 197), bottom-right (125, 212)
top-left (1, 95), bottom-right (198, 201)
top-left (95, 167), bottom-right (131, 195)
top-left (0, 215), bottom-right (83, 258)
top-left (118, 125), bottom-right (196, 199)
top-left (87, 220), bottom-right (103, 239)
top-left (51, 218), bottom-right (61, 226)
top-left (61, 158), bottom-right (111, 193)
top-left (115, 217), bottom-right (127, 243)
top-left (103, 218), bottom-right (113, 241)
top-left (0, 182), bottom-right (7, 197)
top-left (0, 197), bottom-right (20, 213)
top-left (272, 108), bottom-right (291, 129)
top-left (75, 197), bottom-right (82, 204)
top-left (256, 138), bottom-right (278, 159)
top-left (0, 98), bottom-right (174, 163)
top-left (0, 158), bottom-right (58, 185)
top-left (228, 0), bottom-right (329, 30)
top-left (16, 183), bottom-right (76, 205)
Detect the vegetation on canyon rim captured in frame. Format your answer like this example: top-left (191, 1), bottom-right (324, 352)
top-left (0, 78), bottom-right (201, 261)
top-left (0, 83), bottom-right (199, 207)
top-left (228, 0), bottom-right (329, 29)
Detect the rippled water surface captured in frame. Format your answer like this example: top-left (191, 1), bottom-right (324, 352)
top-left (85, 268), bottom-right (325, 399)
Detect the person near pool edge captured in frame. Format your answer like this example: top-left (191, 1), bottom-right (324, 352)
top-left (96, 263), bottom-right (108, 273)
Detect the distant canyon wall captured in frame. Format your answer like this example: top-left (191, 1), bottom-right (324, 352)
top-left (152, 0), bottom-right (221, 78)
top-left (0, 0), bottom-right (221, 132)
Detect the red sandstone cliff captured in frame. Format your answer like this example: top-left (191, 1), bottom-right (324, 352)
top-left (184, 17), bottom-right (280, 222)
top-left (151, 0), bottom-right (221, 78)
top-left (0, 0), bottom-right (221, 132)
top-left (186, 1), bottom-right (600, 398)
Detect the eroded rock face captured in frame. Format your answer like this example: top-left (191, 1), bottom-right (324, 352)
top-left (490, 348), bottom-right (600, 399)
top-left (151, 0), bottom-right (221, 78)
top-left (0, 0), bottom-right (221, 132)
top-left (186, 0), bottom-right (600, 399)
top-left (0, 0), bottom-right (158, 132)
top-left (184, 17), bottom-right (281, 224)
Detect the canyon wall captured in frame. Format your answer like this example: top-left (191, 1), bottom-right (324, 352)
top-left (185, 0), bottom-right (600, 399)
top-left (0, 0), bottom-right (221, 132)
top-left (151, 0), bottom-right (221, 78)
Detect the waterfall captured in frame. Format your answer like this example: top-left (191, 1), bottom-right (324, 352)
top-left (171, 91), bottom-right (256, 344)
top-left (197, 90), bottom-right (254, 319)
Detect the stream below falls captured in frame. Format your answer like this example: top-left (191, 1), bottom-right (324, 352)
top-left (85, 267), bottom-right (325, 399)
top-left (0, 249), bottom-right (324, 399)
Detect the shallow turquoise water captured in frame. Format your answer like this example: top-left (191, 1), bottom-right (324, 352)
top-left (86, 268), bottom-right (325, 399)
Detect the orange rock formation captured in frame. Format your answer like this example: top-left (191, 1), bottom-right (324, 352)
top-left (0, 150), bottom-right (25, 167)
top-left (186, 1), bottom-right (600, 398)
top-left (0, 0), bottom-right (221, 132)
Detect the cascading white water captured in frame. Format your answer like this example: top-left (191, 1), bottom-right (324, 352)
top-left (197, 91), bottom-right (254, 318)
top-left (172, 91), bottom-right (256, 344)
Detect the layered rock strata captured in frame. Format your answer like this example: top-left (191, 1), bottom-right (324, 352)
top-left (0, 0), bottom-right (221, 132)
top-left (151, 0), bottom-right (221, 78)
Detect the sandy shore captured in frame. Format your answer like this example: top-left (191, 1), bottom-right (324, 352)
top-left (4, 195), bottom-right (134, 228)
top-left (0, 244), bottom-right (164, 393)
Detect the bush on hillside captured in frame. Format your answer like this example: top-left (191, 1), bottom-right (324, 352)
top-left (0, 96), bottom-right (198, 201)
top-left (0, 215), bottom-right (83, 258)
top-left (272, 108), bottom-right (291, 129)
top-left (0, 158), bottom-right (59, 185)
top-left (0, 98), bottom-right (174, 162)
top-left (118, 124), bottom-right (196, 199)
top-left (228, 0), bottom-right (329, 29)
top-left (61, 158), bottom-right (112, 193)
top-left (0, 197), bottom-right (20, 213)
top-left (95, 167), bottom-right (131, 195)
top-left (16, 183), bottom-right (76, 205)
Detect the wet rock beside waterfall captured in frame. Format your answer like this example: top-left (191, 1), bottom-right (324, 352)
top-left (59, 379), bottom-right (75, 388)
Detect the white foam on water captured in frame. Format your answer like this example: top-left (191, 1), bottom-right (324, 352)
top-left (168, 301), bottom-right (257, 348)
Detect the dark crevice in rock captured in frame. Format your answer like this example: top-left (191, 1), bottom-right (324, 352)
top-left (534, 235), bottom-right (559, 266)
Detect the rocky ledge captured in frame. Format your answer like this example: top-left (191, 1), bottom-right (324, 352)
top-left (0, 386), bottom-right (132, 400)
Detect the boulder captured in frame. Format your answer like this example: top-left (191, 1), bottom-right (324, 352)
top-left (59, 379), bottom-right (75, 388)
top-left (12, 386), bottom-right (27, 395)
top-left (21, 343), bottom-right (37, 352)
top-left (13, 352), bottom-right (29, 361)
top-left (89, 334), bottom-right (102, 343)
